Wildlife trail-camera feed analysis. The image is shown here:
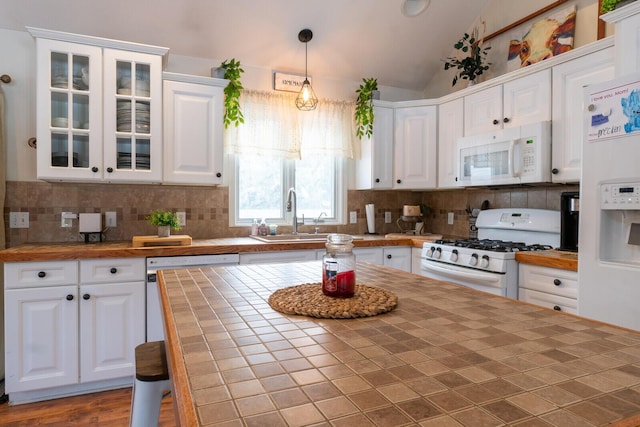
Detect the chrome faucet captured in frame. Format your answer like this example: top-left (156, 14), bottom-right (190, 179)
top-left (314, 212), bottom-right (327, 234)
top-left (286, 187), bottom-right (304, 234)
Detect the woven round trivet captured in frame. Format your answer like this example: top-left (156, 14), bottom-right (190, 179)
top-left (268, 283), bottom-right (397, 319)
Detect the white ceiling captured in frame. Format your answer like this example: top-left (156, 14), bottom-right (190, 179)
top-left (0, 0), bottom-right (490, 92)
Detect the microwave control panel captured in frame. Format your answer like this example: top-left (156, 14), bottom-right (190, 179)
top-left (601, 182), bottom-right (640, 210)
top-left (520, 137), bottom-right (537, 175)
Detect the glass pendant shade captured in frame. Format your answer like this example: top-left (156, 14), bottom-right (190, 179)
top-left (296, 29), bottom-right (318, 111)
top-left (295, 78), bottom-right (318, 111)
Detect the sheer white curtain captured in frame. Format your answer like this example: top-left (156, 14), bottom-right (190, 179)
top-left (224, 90), bottom-right (358, 160)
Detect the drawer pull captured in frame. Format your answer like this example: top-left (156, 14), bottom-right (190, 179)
top-left (66, 294), bottom-right (74, 301)
top-left (553, 305), bottom-right (562, 311)
top-left (110, 267), bottom-right (118, 274)
top-left (387, 254), bottom-right (392, 259)
top-left (37, 271), bottom-right (46, 278)
top-left (83, 294), bottom-right (91, 300)
top-left (553, 279), bottom-right (561, 286)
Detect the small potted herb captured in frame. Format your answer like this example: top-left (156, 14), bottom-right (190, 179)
top-left (146, 210), bottom-right (181, 237)
top-left (219, 58), bottom-right (245, 128)
top-left (355, 77), bottom-right (379, 139)
top-left (443, 27), bottom-right (491, 87)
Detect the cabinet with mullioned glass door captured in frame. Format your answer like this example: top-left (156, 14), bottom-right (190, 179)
top-left (29, 27), bottom-right (167, 183)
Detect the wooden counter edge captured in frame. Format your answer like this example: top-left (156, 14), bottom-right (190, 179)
top-left (515, 251), bottom-right (578, 272)
top-left (158, 271), bottom-right (199, 427)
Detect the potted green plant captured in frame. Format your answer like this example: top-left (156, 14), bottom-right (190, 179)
top-left (354, 77), bottom-right (379, 139)
top-left (146, 210), bottom-right (181, 237)
top-left (443, 27), bottom-right (491, 87)
top-left (219, 58), bottom-right (245, 128)
top-left (601, 0), bottom-right (636, 13)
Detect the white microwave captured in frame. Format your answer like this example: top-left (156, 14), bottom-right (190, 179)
top-left (456, 121), bottom-right (552, 187)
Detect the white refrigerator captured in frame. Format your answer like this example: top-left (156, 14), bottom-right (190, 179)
top-left (579, 73), bottom-right (640, 331)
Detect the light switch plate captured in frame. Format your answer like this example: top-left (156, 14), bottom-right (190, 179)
top-left (105, 211), bottom-right (117, 227)
top-left (349, 211), bottom-right (357, 224)
top-left (385, 212), bottom-right (392, 223)
top-left (448, 212), bottom-right (454, 225)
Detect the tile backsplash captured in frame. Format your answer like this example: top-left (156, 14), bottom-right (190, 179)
top-left (3, 181), bottom-right (578, 247)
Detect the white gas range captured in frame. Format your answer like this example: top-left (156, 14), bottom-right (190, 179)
top-left (420, 208), bottom-right (560, 298)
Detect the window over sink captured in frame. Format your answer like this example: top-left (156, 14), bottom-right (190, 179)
top-left (227, 90), bottom-right (354, 227)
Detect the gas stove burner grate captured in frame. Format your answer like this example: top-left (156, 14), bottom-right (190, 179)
top-left (434, 239), bottom-right (552, 253)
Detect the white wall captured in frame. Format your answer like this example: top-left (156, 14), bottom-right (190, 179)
top-left (1, 29), bottom-right (37, 182)
top-left (424, 0), bottom-right (605, 97)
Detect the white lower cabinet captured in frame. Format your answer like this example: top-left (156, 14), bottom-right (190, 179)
top-left (518, 264), bottom-right (578, 314)
top-left (4, 258), bottom-right (145, 403)
top-left (353, 247), bottom-right (411, 272)
top-left (5, 284), bottom-right (79, 392)
top-left (239, 250), bottom-right (318, 264)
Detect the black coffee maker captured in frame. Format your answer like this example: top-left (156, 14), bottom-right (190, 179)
top-left (560, 192), bottom-right (580, 252)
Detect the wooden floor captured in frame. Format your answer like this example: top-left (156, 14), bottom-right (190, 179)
top-left (0, 388), bottom-right (176, 426)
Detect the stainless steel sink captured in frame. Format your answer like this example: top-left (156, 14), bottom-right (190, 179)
top-left (250, 233), bottom-right (362, 242)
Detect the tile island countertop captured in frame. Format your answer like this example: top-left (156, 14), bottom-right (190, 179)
top-left (159, 261), bottom-right (640, 427)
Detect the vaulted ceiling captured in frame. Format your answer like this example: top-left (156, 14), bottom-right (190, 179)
top-left (0, 0), bottom-right (491, 92)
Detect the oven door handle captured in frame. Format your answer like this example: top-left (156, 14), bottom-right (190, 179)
top-left (421, 261), bottom-right (504, 288)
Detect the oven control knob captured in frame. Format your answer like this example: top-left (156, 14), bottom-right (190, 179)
top-left (469, 253), bottom-right (478, 266)
top-left (427, 246), bottom-right (435, 257)
top-left (450, 249), bottom-right (458, 262)
top-left (433, 247), bottom-right (442, 259)
top-left (480, 255), bottom-right (490, 268)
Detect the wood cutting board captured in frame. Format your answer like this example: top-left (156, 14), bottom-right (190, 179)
top-left (132, 235), bottom-right (192, 247)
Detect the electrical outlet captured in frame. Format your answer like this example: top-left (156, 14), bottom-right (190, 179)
top-left (105, 211), bottom-right (117, 227)
top-left (349, 211), bottom-right (357, 224)
top-left (385, 212), bottom-right (392, 223)
top-left (448, 212), bottom-right (454, 225)
top-left (9, 212), bottom-right (29, 228)
top-left (176, 212), bottom-right (186, 227)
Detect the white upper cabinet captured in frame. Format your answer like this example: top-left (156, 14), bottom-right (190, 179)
top-left (34, 38), bottom-right (103, 181)
top-left (102, 49), bottom-right (163, 182)
top-left (464, 69), bottom-right (551, 136)
top-left (551, 47), bottom-right (614, 183)
top-left (163, 73), bottom-right (226, 185)
top-left (355, 103), bottom-right (394, 190)
top-left (29, 27), bottom-right (168, 183)
top-left (394, 105), bottom-right (437, 190)
top-left (437, 98), bottom-right (463, 189)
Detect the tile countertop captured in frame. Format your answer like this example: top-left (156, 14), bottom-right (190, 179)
top-left (516, 250), bottom-right (578, 272)
top-left (0, 234), bottom-right (441, 262)
top-left (159, 261), bottom-right (640, 427)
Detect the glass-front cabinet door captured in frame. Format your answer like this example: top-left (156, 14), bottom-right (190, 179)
top-left (35, 38), bottom-right (103, 181)
top-left (103, 49), bottom-right (162, 182)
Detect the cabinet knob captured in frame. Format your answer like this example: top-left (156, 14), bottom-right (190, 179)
top-left (455, 177), bottom-right (458, 182)
top-left (110, 267), bottom-right (118, 274)
top-left (551, 168), bottom-right (559, 174)
top-left (503, 117), bottom-right (510, 123)
top-left (553, 305), bottom-right (562, 311)
top-left (91, 167), bottom-right (99, 173)
top-left (216, 172), bottom-right (222, 178)
top-left (66, 294), bottom-right (74, 301)
top-left (493, 119), bottom-right (500, 125)
top-left (553, 278), bottom-right (561, 286)
top-left (37, 271), bottom-right (46, 278)
top-left (375, 178), bottom-right (380, 183)
top-left (83, 294), bottom-right (90, 300)
top-left (396, 179), bottom-right (402, 184)
top-left (106, 167), bottom-right (113, 173)
top-left (387, 254), bottom-right (392, 259)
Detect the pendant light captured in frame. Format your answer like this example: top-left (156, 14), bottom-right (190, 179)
top-left (295, 29), bottom-right (318, 111)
